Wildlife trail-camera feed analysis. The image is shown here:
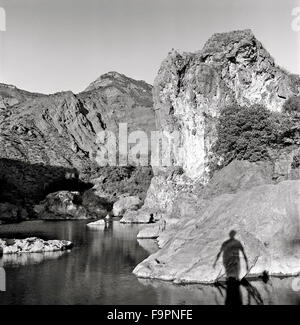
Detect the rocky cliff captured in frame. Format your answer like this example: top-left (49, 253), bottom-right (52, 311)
top-left (0, 72), bottom-right (155, 220)
top-left (153, 29), bottom-right (300, 181)
top-left (133, 30), bottom-right (300, 283)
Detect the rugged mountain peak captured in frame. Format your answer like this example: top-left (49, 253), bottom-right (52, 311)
top-left (153, 29), bottom-right (300, 180)
top-left (84, 71), bottom-right (152, 94)
top-left (0, 72), bottom-right (155, 214)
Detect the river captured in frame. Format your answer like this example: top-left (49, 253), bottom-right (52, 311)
top-left (0, 220), bottom-right (299, 305)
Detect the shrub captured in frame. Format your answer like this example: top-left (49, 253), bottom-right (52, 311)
top-left (213, 104), bottom-right (277, 166)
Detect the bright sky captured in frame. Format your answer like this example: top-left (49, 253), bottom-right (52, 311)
top-left (0, 0), bottom-right (299, 94)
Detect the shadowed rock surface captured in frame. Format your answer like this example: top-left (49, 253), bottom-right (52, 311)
top-left (34, 191), bottom-right (91, 220)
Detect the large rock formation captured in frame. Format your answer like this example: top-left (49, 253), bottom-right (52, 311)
top-left (153, 29), bottom-right (300, 182)
top-left (0, 72), bottom-right (155, 220)
top-left (134, 180), bottom-right (300, 283)
top-left (133, 30), bottom-right (300, 282)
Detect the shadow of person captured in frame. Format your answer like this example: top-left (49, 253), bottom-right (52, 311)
top-left (213, 230), bottom-right (249, 305)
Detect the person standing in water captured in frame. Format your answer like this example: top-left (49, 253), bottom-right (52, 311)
top-left (213, 230), bottom-right (249, 280)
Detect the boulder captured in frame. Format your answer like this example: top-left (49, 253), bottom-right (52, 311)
top-left (0, 237), bottom-right (73, 254)
top-left (113, 195), bottom-right (142, 217)
top-left (81, 189), bottom-right (111, 218)
top-left (133, 180), bottom-right (300, 283)
top-left (120, 208), bottom-right (153, 224)
top-left (34, 191), bottom-right (89, 220)
top-left (86, 219), bottom-right (106, 228)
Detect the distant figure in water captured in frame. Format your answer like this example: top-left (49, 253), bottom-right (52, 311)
top-left (149, 213), bottom-right (155, 223)
top-left (213, 230), bottom-right (249, 280)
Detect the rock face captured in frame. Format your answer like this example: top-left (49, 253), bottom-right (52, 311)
top-left (153, 29), bottom-right (300, 181)
top-left (0, 83), bottom-right (44, 111)
top-left (0, 237), bottom-right (73, 254)
top-left (34, 191), bottom-right (90, 220)
top-left (0, 72), bottom-right (155, 220)
top-left (112, 195), bottom-right (142, 217)
top-left (133, 180), bottom-right (300, 283)
top-left (82, 72), bottom-right (155, 136)
top-left (133, 30), bottom-right (300, 283)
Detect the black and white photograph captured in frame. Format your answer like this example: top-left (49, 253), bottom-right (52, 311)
top-left (0, 0), bottom-right (300, 310)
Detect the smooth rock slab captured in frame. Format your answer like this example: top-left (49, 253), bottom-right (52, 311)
top-left (137, 220), bottom-right (168, 239)
top-left (0, 237), bottom-right (73, 254)
top-left (133, 180), bottom-right (300, 284)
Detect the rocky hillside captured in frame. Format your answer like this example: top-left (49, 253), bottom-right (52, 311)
top-left (0, 72), bottom-right (155, 221)
top-left (0, 83), bottom-right (44, 109)
top-left (133, 30), bottom-right (300, 283)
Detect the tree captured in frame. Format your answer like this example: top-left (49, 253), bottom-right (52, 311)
top-left (213, 104), bottom-right (276, 166)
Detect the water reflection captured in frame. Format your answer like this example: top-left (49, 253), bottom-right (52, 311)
top-left (215, 278), bottom-right (263, 305)
top-left (0, 251), bottom-right (69, 267)
top-left (0, 220), bottom-right (157, 304)
top-left (0, 222), bottom-right (299, 304)
top-left (138, 276), bottom-right (300, 305)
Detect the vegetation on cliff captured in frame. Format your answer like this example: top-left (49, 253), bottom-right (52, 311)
top-left (212, 103), bottom-right (300, 169)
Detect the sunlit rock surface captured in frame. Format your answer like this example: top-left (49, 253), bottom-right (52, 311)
top-left (86, 219), bottom-right (106, 229)
top-left (0, 237), bottom-right (72, 254)
top-left (112, 195), bottom-right (142, 217)
top-left (133, 180), bottom-right (300, 283)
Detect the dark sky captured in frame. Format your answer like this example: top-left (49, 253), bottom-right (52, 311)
top-left (0, 0), bottom-right (299, 94)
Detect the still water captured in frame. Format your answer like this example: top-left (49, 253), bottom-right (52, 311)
top-left (0, 220), bottom-right (299, 305)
